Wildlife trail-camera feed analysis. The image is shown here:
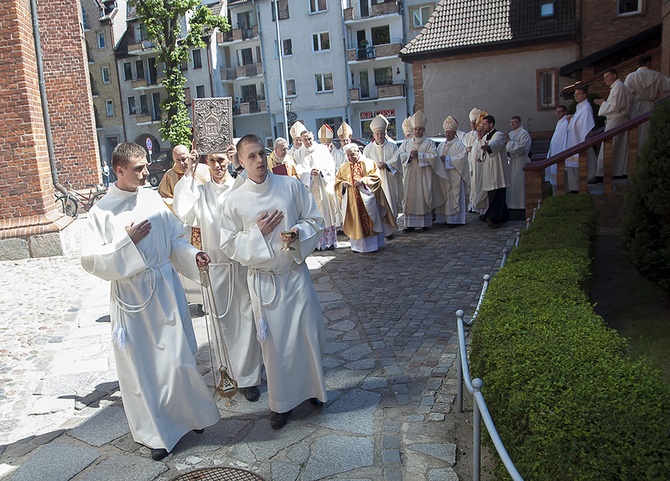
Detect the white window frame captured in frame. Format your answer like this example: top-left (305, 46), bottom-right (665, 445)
top-left (196, 85), bottom-right (206, 98)
top-left (105, 99), bottom-right (114, 117)
top-left (616, 0), bottom-right (642, 16)
top-left (312, 32), bottom-right (330, 52)
top-left (309, 0), bottom-right (327, 14)
top-left (282, 39), bottom-right (293, 57)
top-left (97, 32), bottom-right (106, 49)
top-left (537, 68), bottom-right (557, 110)
top-left (127, 96), bottom-right (136, 115)
top-left (101, 66), bottom-right (110, 84)
top-left (285, 79), bottom-right (296, 97)
top-left (315, 73), bottom-right (334, 93)
top-left (192, 49), bottom-right (202, 69)
top-left (411, 5), bottom-right (433, 28)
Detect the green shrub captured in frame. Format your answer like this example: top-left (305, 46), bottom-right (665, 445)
top-left (470, 194), bottom-right (670, 480)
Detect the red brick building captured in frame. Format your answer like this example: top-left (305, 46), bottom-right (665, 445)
top-left (0, 0), bottom-right (99, 259)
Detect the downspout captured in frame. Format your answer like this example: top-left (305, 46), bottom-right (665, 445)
top-left (30, 0), bottom-right (67, 196)
top-left (341, 7), bottom-right (350, 129)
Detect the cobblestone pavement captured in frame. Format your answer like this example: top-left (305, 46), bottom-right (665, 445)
top-left (0, 213), bottom-right (521, 481)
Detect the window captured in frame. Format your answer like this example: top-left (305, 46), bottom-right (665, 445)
top-left (617, 0), bottom-right (641, 16)
top-left (97, 32), bottom-right (106, 49)
top-left (309, 0), bottom-right (327, 14)
top-left (411, 5), bottom-right (433, 28)
top-left (316, 73), bottom-right (334, 93)
top-left (537, 69), bottom-right (557, 109)
top-left (81, 6), bottom-right (89, 30)
top-left (101, 66), bottom-right (110, 84)
top-left (105, 99), bottom-right (114, 117)
top-left (312, 32), bottom-right (330, 52)
top-left (271, 0), bottom-right (290, 20)
top-left (128, 97), bottom-right (136, 115)
top-left (374, 67), bottom-right (393, 86)
top-left (135, 60), bottom-right (145, 79)
top-left (123, 62), bottom-right (132, 81)
top-left (140, 94), bottom-right (149, 115)
top-left (184, 87), bottom-right (192, 105)
top-left (192, 49), bottom-right (202, 69)
top-left (283, 39), bottom-right (293, 56)
top-left (196, 85), bottom-right (206, 98)
top-left (286, 79), bottom-right (296, 97)
top-left (371, 25), bottom-right (390, 46)
top-left (240, 48), bottom-right (253, 65)
top-left (152, 92), bottom-right (161, 120)
top-left (540, 0), bottom-right (554, 17)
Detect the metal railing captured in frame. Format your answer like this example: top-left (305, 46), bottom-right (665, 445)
top-left (453, 199), bottom-right (543, 481)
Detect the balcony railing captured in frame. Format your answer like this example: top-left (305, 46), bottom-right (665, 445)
top-left (217, 25), bottom-right (259, 44)
top-left (127, 40), bottom-right (155, 55)
top-left (343, 1), bottom-right (400, 20)
top-left (235, 99), bottom-right (267, 115)
top-left (347, 41), bottom-right (402, 61)
top-left (349, 83), bottom-right (404, 101)
top-left (221, 62), bottom-right (262, 81)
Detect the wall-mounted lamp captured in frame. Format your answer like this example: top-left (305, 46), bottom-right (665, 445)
top-left (396, 66), bottom-right (401, 75)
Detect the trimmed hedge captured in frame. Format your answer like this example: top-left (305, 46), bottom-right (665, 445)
top-left (470, 194), bottom-right (670, 481)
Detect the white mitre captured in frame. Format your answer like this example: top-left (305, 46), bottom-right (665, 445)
top-left (369, 114), bottom-right (389, 133)
top-left (443, 116), bottom-right (459, 132)
top-left (290, 121), bottom-right (306, 140)
top-left (402, 117), bottom-right (413, 136)
top-left (318, 123), bottom-right (334, 144)
top-left (410, 110), bottom-right (427, 129)
top-left (337, 121), bottom-right (353, 139)
top-left (469, 108), bottom-right (481, 122)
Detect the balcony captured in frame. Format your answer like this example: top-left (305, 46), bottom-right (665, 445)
top-left (347, 42), bottom-right (402, 62)
top-left (127, 40), bottom-right (156, 55)
top-left (350, 83), bottom-right (405, 102)
top-left (217, 26), bottom-right (259, 44)
top-left (221, 63), bottom-right (262, 81)
top-left (344, 1), bottom-right (400, 21)
top-left (135, 113), bottom-right (153, 124)
top-left (235, 98), bottom-right (267, 116)
top-left (377, 83), bottom-right (404, 98)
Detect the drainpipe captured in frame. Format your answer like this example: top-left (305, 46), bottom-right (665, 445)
top-left (30, 0), bottom-right (67, 196)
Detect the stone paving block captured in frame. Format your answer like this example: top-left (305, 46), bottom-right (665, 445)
top-left (361, 377), bottom-right (388, 390)
top-left (428, 467), bottom-right (460, 481)
top-left (286, 443), bottom-right (310, 464)
top-left (270, 460), bottom-right (301, 481)
top-left (330, 320), bottom-right (356, 331)
top-left (228, 419), bottom-right (314, 463)
top-left (325, 342), bottom-right (348, 354)
top-left (9, 442), bottom-right (99, 481)
top-left (324, 369), bottom-right (369, 391)
top-left (172, 419), bottom-right (249, 456)
top-left (382, 449), bottom-right (401, 464)
top-left (382, 434), bottom-right (400, 449)
top-left (343, 330), bottom-right (361, 341)
top-left (68, 405), bottom-right (130, 447)
top-left (28, 396), bottom-right (73, 416)
top-left (78, 454), bottom-right (168, 481)
top-left (313, 389), bottom-right (380, 435)
top-left (303, 435), bottom-right (373, 481)
top-left (345, 359), bottom-right (375, 370)
top-left (407, 443), bottom-right (457, 465)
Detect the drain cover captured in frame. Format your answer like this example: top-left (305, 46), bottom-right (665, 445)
top-left (169, 467), bottom-right (266, 481)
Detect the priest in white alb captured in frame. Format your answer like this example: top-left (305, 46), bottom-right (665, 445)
top-left (220, 135), bottom-right (327, 430)
top-left (172, 151), bottom-right (263, 403)
top-left (294, 130), bottom-right (340, 249)
top-left (464, 108), bottom-right (487, 213)
top-left (287, 120), bottom-right (306, 159)
top-left (335, 143), bottom-right (397, 252)
top-left (545, 105), bottom-right (568, 190)
top-left (505, 115), bottom-right (531, 210)
top-left (435, 116), bottom-right (470, 227)
top-left (397, 110), bottom-right (448, 231)
top-left (81, 142), bottom-right (220, 461)
top-left (363, 114), bottom-right (402, 221)
top-left (565, 86), bottom-right (596, 191)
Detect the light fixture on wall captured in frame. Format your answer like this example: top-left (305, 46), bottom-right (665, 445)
top-left (285, 101), bottom-right (292, 112)
top-left (396, 66), bottom-right (401, 75)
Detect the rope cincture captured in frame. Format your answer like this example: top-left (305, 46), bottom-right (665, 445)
top-left (199, 264), bottom-right (238, 404)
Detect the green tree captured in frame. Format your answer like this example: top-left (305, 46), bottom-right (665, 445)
top-left (622, 101), bottom-right (670, 307)
top-left (130, 0), bottom-right (228, 147)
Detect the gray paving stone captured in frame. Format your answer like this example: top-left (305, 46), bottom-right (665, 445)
top-left (303, 435), bottom-right (373, 481)
top-left (361, 377), bottom-right (388, 390)
top-left (428, 467), bottom-right (460, 481)
top-left (340, 343), bottom-right (372, 361)
top-left (343, 330), bottom-right (361, 341)
top-left (270, 461), bottom-right (301, 481)
top-left (345, 359), bottom-right (375, 370)
top-left (313, 389), bottom-right (380, 435)
top-left (321, 357), bottom-right (343, 369)
top-left (324, 368), bottom-right (369, 390)
top-left (78, 454), bottom-right (168, 481)
top-left (9, 442), bottom-right (99, 481)
top-left (172, 419), bottom-right (249, 456)
top-left (382, 449), bottom-right (402, 464)
top-left (286, 443), bottom-right (310, 464)
top-left (68, 405), bottom-right (130, 447)
top-left (325, 342), bottom-right (348, 354)
top-left (407, 443), bottom-right (457, 465)
top-left (228, 419), bottom-right (314, 462)
top-left (330, 320), bottom-right (356, 331)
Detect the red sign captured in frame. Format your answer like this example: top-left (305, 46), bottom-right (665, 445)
top-left (374, 109), bottom-right (395, 118)
top-left (360, 111), bottom-right (373, 120)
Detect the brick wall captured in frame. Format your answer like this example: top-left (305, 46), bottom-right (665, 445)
top-left (663, 1), bottom-right (670, 75)
top-left (0, 0), bottom-right (99, 240)
top-left (580, 0), bottom-right (661, 58)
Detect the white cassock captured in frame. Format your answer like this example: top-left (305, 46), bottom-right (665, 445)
top-left (565, 100), bottom-right (596, 191)
top-left (331, 146), bottom-right (347, 173)
top-left (295, 143), bottom-right (340, 249)
top-left (220, 173), bottom-right (327, 413)
top-left (463, 130), bottom-right (486, 213)
top-left (545, 116), bottom-right (569, 186)
top-left (435, 138), bottom-right (469, 225)
top-left (506, 127), bottom-right (531, 210)
top-left (596, 79), bottom-right (631, 177)
top-left (363, 140), bottom-right (403, 219)
top-left (173, 174), bottom-right (263, 389)
top-left (624, 66), bottom-right (670, 147)
top-left (398, 136), bottom-right (448, 228)
top-left (81, 185), bottom-right (220, 451)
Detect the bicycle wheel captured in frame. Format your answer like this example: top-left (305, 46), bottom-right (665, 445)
top-left (64, 196), bottom-right (79, 218)
top-left (89, 191), bottom-right (106, 209)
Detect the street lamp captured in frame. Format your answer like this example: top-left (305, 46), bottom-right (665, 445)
top-left (286, 101), bottom-right (292, 113)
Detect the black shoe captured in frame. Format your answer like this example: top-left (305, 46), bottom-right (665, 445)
top-left (402, 227), bottom-right (415, 232)
top-left (446, 223), bottom-right (458, 229)
top-left (308, 398), bottom-right (324, 408)
top-left (243, 386), bottom-right (260, 402)
top-left (421, 227), bottom-right (429, 231)
top-left (485, 218), bottom-right (494, 229)
top-left (587, 176), bottom-right (603, 185)
top-left (194, 304), bottom-right (206, 317)
top-left (613, 175), bottom-right (628, 179)
top-left (151, 448), bottom-right (169, 461)
top-left (270, 411), bottom-right (289, 429)
top-left (193, 428), bottom-right (204, 434)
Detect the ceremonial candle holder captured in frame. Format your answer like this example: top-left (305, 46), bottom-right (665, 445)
top-left (281, 230), bottom-right (297, 251)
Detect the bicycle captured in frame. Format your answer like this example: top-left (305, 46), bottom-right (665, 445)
top-left (55, 183), bottom-right (107, 218)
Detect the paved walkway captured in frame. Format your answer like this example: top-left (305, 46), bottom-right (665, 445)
top-left (0, 213), bottom-right (521, 481)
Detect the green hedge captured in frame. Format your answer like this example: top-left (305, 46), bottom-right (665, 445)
top-left (470, 194), bottom-right (670, 481)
